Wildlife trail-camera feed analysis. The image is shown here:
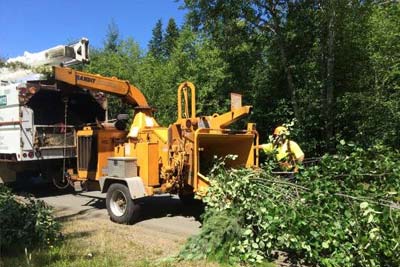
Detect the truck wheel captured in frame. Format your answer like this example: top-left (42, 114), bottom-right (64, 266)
top-left (106, 183), bottom-right (140, 224)
top-left (50, 170), bottom-right (72, 190)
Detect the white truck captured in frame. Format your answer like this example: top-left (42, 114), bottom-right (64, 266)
top-left (0, 39), bottom-right (106, 186)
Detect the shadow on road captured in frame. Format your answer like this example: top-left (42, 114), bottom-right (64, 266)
top-left (15, 183), bottom-right (205, 224)
top-left (12, 182), bottom-right (76, 198)
top-left (137, 195), bottom-right (205, 222)
top-left (76, 193), bottom-right (205, 223)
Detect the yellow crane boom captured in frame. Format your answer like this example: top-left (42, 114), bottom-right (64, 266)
top-left (53, 66), bottom-right (149, 107)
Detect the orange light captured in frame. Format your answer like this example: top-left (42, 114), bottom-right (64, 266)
top-left (28, 87), bottom-right (37, 94)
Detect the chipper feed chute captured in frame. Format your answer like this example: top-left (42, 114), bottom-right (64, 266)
top-left (172, 82), bottom-right (259, 195)
top-left (192, 129), bottom-right (257, 192)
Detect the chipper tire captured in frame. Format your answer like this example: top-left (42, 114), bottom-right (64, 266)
top-left (106, 183), bottom-right (140, 224)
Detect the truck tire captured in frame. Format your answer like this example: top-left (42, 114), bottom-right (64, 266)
top-left (106, 183), bottom-right (140, 224)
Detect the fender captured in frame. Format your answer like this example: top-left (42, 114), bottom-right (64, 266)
top-left (99, 176), bottom-right (147, 199)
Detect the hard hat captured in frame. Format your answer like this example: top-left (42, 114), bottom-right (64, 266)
top-left (273, 126), bottom-right (288, 136)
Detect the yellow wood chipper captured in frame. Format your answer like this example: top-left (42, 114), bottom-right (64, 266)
top-left (53, 66), bottom-right (259, 224)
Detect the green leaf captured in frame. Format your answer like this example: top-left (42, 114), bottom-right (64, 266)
top-left (244, 229), bottom-right (253, 236)
top-left (367, 214), bottom-right (374, 223)
top-left (360, 202), bottom-right (369, 209)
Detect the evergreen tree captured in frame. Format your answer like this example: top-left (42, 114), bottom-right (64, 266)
top-left (148, 19), bottom-right (164, 58)
top-left (104, 19), bottom-right (120, 52)
top-left (164, 18), bottom-right (180, 57)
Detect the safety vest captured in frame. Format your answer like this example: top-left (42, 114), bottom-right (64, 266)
top-left (262, 140), bottom-right (304, 170)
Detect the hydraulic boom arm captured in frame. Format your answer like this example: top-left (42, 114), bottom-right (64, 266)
top-left (53, 66), bottom-right (149, 107)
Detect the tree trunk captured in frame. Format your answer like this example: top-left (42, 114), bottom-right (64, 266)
top-left (325, 7), bottom-right (335, 151)
top-left (269, 4), bottom-right (299, 120)
top-left (277, 36), bottom-right (299, 120)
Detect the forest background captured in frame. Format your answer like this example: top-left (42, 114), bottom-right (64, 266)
top-left (83, 0), bottom-right (399, 156)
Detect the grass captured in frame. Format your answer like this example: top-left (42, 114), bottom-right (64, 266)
top-left (0, 216), bottom-right (220, 267)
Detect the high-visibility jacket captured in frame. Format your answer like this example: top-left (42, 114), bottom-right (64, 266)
top-left (262, 140), bottom-right (304, 170)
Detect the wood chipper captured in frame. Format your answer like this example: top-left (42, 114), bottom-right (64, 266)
top-left (53, 67), bottom-right (259, 224)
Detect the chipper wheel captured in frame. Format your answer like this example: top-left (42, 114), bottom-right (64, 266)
top-left (106, 183), bottom-right (140, 224)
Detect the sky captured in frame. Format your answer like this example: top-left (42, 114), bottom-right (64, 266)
top-left (0, 0), bottom-right (186, 58)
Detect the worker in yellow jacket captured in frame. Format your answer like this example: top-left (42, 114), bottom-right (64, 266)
top-left (259, 126), bottom-right (304, 172)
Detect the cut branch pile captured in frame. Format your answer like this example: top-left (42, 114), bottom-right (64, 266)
top-left (180, 145), bottom-right (400, 266)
